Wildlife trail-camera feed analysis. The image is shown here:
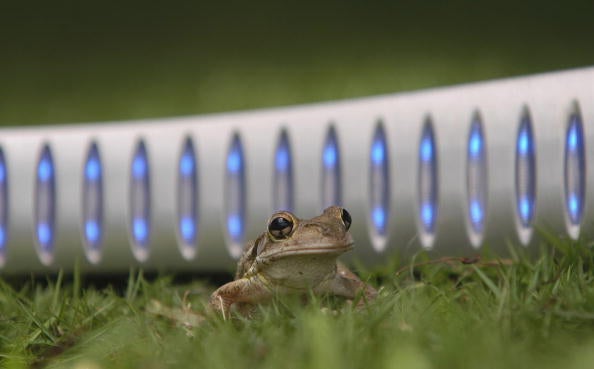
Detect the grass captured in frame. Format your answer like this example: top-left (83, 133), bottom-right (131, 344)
top-left (1, 235), bottom-right (594, 369)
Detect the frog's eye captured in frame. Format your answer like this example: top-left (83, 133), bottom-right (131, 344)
top-left (341, 208), bottom-right (352, 230)
top-left (268, 216), bottom-right (294, 239)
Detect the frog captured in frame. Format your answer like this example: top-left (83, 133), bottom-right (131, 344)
top-left (209, 206), bottom-right (377, 319)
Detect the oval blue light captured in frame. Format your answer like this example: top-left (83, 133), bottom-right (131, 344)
top-left (418, 119), bottom-right (438, 242)
top-left (515, 113), bottom-right (536, 230)
top-left (227, 148), bottom-right (242, 173)
top-left (323, 144), bottom-right (337, 168)
top-left (37, 222), bottom-right (52, 245)
top-left (85, 220), bottom-right (100, 244)
top-left (132, 154), bottom-right (147, 179)
top-left (180, 216), bottom-right (195, 241)
top-left (225, 133), bottom-right (246, 258)
top-left (420, 136), bottom-right (433, 162)
top-left (0, 148), bottom-right (8, 261)
top-left (129, 140), bottom-right (151, 259)
top-left (466, 116), bottom-right (487, 240)
top-left (38, 156), bottom-right (53, 182)
top-left (85, 156), bottom-right (101, 181)
top-left (177, 137), bottom-right (198, 256)
top-left (35, 144), bottom-right (56, 263)
top-left (82, 142), bottom-right (103, 260)
top-left (321, 126), bottom-right (342, 209)
top-left (273, 129), bottom-right (294, 212)
top-left (227, 214), bottom-right (243, 240)
top-left (564, 113), bottom-right (585, 227)
top-left (133, 218), bottom-right (148, 242)
top-left (369, 122), bottom-right (390, 244)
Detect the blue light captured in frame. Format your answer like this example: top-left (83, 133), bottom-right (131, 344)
top-left (323, 144), bottom-right (337, 168)
top-left (568, 124), bottom-right (578, 151)
top-left (38, 158), bottom-right (53, 182)
top-left (0, 163), bottom-right (5, 183)
top-left (180, 216), bottom-right (195, 241)
top-left (133, 218), bottom-right (148, 243)
top-left (276, 146), bottom-right (290, 172)
top-left (518, 130), bottom-right (530, 155)
top-left (470, 200), bottom-right (483, 225)
top-left (85, 157), bottom-right (101, 181)
top-left (372, 207), bottom-right (386, 229)
top-left (568, 193), bottom-right (579, 218)
top-left (37, 222), bottom-right (52, 246)
top-left (227, 214), bottom-right (242, 239)
top-left (469, 129), bottom-right (482, 157)
top-left (85, 220), bottom-right (100, 243)
top-left (519, 197), bottom-right (531, 222)
top-left (421, 136), bottom-right (433, 162)
top-left (227, 149), bottom-right (242, 173)
top-left (421, 203), bottom-right (434, 228)
top-left (371, 140), bottom-right (385, 165)
top-left (0, 228), bottom-right (5, 247)
top-left (180, 152), bottom-right (194, 176)
top-left (132, 155), bottom-right (147, 179)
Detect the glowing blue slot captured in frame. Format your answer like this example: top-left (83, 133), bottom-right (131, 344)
top-left (227, 148), bottom-right (242, 173)
top-left (225, 133), bottom-right (246, 257)
top-left (85, 156), bottom-right (101, 181)
top-left (82, 142), bottom-right (103, 260)
top-left (568, 124), bottom-right (578, 151)
top-left (371, 140), bottom-right (385, 165)
top-left (274, 130), bottom-right (294, 212)
top-left (372, 207), bottom-right (386, 230)
top-left (470, 200), bottom-right (483, 224)
top-left (85, 220), bottom-right (100, 244)
top-left (421, 203), bottom-right (434, 228)
top-left (323, 143), bottom-right (337, 168)
top-left (469, 129), bottom-right (482, 158)
top-left (37, 222), bottom-right (52, 246)
top-left (515, 114), bottom-right (536, 230)
top-left (420, 136), bottom-right (433, 162)
top-left (133, 218), bottom-right (148, 243)
top-left (519, 197), bottom-right (532, 222)
top-left (129, 140), bottom-right (151, 257)
top-left (276, 146), bottom-right (290, 172)
top-left (518, 130), bottom-right (530, 155)
top-left (0, 148), bottom-right (7, 255)
top-left (564, 113), bottom-right (585, 227)
top-left (180, 152), bottom-right (194, 176)
top-left (418, 120), bottom-right (438, 240)
top-left (321, 126), bottom-right (342, 209)
top-left (369, 122), bottom-right (390, 243)
top-left (466, 117), bottom-right (487, 240)
top-left (180, 216), bottom-right (195, 242)
top-left (38, 157), bottom-right (53, 182)
top-left (35, 145), bottom-right (56, 262)
top-left (132, 154), bottom-right (147, 179)
top-left (177, 137), bottom-right (198, 253)
top-left (227, 214), bottom-right (242, 240)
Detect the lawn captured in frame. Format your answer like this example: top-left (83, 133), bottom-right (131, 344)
top-left (1, 233), bottom-right (594, 369)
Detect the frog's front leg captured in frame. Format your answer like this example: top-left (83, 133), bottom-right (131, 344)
top-left (314, 262), bottom-right (377, 305)
top-left (209, 277), bottom-right (271, 319)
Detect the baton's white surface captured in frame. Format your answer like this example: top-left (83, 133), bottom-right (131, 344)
top-left (1, 67), bottom-right (593, 273)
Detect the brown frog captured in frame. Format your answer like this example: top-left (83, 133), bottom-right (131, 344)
top-left (209, 206), bottom-right (377, 319)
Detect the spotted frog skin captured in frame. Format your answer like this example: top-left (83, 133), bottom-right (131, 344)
top-left (209, 206), bottom-right (377, 318)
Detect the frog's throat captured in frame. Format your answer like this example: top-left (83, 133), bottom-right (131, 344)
top-left (260, 243), bottom-right (354, 260)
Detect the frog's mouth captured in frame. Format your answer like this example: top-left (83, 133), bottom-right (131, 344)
top-left (262, 243), bottom-right (354, 260)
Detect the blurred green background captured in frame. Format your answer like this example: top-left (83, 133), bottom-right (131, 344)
top-left (1, 0), bottom-right (593, 126)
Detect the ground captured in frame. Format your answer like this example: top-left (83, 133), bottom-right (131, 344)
top-left (1, 234), bottom-right (594, 369)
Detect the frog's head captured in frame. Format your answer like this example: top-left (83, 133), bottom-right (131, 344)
top-left (252, 206), bottom-right (354, 287)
